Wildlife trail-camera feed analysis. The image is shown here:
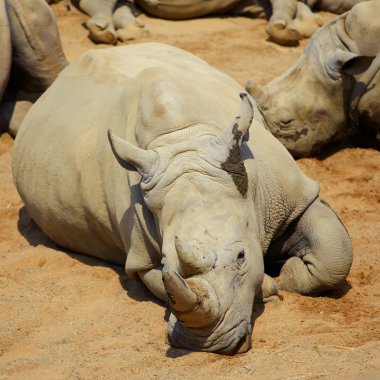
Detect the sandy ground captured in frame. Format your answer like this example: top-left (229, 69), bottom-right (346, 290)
top-left (1, 3), bottom-right (379, 380)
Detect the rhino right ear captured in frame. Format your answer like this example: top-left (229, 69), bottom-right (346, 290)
top-left (325, 50), bottom-right (366, 80)
top-left (325, 50), bottom-right (359, 80)
top-left (325, 51), bottom-right (375, 80)
top-left (107, 129), bottom-right (157, 179)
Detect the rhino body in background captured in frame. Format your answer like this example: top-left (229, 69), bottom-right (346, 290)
top-left (0, 0), bottom-right (68, 137)
top-left (75, 0), bottom-right (366, 45)
top-left (247, 0), bottom-right (380, 157)
top-left (13, 43), bottom-right (352, 354)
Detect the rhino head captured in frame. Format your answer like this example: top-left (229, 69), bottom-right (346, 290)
top-left (247, 15), bottom-right (371, 157)
top-left (109, 94), bottom-right (264, 354)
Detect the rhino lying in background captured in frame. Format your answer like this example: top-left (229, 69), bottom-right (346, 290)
top-left (75, 0), bottom-right (366, 45)
top-left (0, 0), bottom-right (68, 137)
top-left (13, 43), bottom-right (353, 354)
top-left (247, 0), bottom-right (380, 157)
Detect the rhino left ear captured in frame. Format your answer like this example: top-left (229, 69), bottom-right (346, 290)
top-left (217, 93), bottom-right (254, 149)
top-left (107, 129), bottom-right (157, 180)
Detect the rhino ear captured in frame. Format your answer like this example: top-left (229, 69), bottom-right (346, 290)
top-left (325, 51), bottom-right (375, 80)
top-left (107, 129), bottom-right (156, 179)
top-left (217, 93), bottom-right (254, 149)
top-left (325, 50), bottom-right (360, 80)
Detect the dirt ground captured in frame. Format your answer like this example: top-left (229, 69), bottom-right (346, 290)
top-left (1, 3), bottom-right (379, 380)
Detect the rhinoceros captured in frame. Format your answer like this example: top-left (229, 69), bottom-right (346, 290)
top-left (246, 0), bottom-right (380, 157)
top-left (75, 0), bottom-right (366, 45)
top-left (13, 43), bottom-right (353, 354)
top-left (0, 0), bottom-right (68, 137)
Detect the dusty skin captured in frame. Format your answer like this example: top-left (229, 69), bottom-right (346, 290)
top-left (0, 4), bottom-right (379, 379)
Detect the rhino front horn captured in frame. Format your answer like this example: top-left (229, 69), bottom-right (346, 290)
top-left (162, 270), bottom-right (199, 313)
top-left (163, 268), bottom-right (221, 328)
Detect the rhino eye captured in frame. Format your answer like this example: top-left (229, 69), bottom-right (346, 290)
top-left (237, 250), bottom-right (245, 265)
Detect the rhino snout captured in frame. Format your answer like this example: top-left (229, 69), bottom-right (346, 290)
top-left (162, 269), bottom-right (220, 329)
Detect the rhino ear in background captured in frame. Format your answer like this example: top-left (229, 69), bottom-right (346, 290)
top-left (107, 129), bottom-right (156, 179)
top-left (325, 50), bottom-right (360, 80)
top-left (325, 51), bottom-right (375, 80)
top-left (217, 93), bottom-right (254, 149)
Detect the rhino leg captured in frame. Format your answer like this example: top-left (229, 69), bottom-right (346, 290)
top-left (79, 0), bottom-right (117, 44)
top-left (276, 198), bottom-right (352, 295)
top-left (6, 0), bottom-right (68, 93)
top-left (0, 91), bottom-right (39, 137)
top-left (266, 0), bottom-right (300, 45)
top-left (112, 2), bottom-right (146, 42)
top-left (138, 267), bottom-right (168, 302)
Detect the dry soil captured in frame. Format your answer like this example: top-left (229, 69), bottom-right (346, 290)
top-left (0, 4), bottom-right (379, 380)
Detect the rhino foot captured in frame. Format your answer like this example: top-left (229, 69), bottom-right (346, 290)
top-left (255, 274), bottom-right (282, 303)
top-left (115, 18), bottom-right (147, 42)
top-left (85, 17), bottom-right (117, 44)
top-left (266, 19), bottom-right (300, 46)
top-left (113, 3), bottom-right (147, 42)
top-left (79, 0), bottom-right (118, 44)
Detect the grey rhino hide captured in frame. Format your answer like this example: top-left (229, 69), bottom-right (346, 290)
top-left (0, 0), bottom-right (68, 137)
top-left (247, 0), bottom-right (380, 157)
top-left (13, 43), bottom-right (352, 354)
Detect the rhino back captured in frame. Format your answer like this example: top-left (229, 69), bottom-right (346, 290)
top-left (11, 43), bottom-right (242, 263)
top-left (13, 43), bottom-right (318, 264)
top-left (12, 61), bottom-right (128, 263)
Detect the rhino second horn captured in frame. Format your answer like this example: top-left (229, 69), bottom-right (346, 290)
top-left (246, 80), bottom-right (264, 100)
top-left (107, 129), bottom-right (156, 179)
top-left (175, 236), bottom-right (216, 277)
top-left (162, 270), bottom-right (199, 313)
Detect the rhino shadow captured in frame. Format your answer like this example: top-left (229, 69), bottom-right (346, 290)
top-left (17, 206), bottom-right (164, 305)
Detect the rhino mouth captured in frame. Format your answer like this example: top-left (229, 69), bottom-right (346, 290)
top-left (166, 313), bottom-right (252, 354)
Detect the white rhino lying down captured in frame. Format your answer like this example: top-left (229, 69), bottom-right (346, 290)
top-left (75, 0), bottom-right (366, 45)
top-left (247, 0), bottom-right (380, 157)
top-left (0, 0), bottom-right (68, 137)
top-left (13, 43), bottom-right (353, 354)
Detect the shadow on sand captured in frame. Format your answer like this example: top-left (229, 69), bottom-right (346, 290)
top-left (17, 206), bottom-right (163, 306)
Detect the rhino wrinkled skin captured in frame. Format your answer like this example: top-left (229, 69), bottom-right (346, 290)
top-left (13, 43), bottom-right (353, 354)
top-left (247, 0), bottom-right (380, 157)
